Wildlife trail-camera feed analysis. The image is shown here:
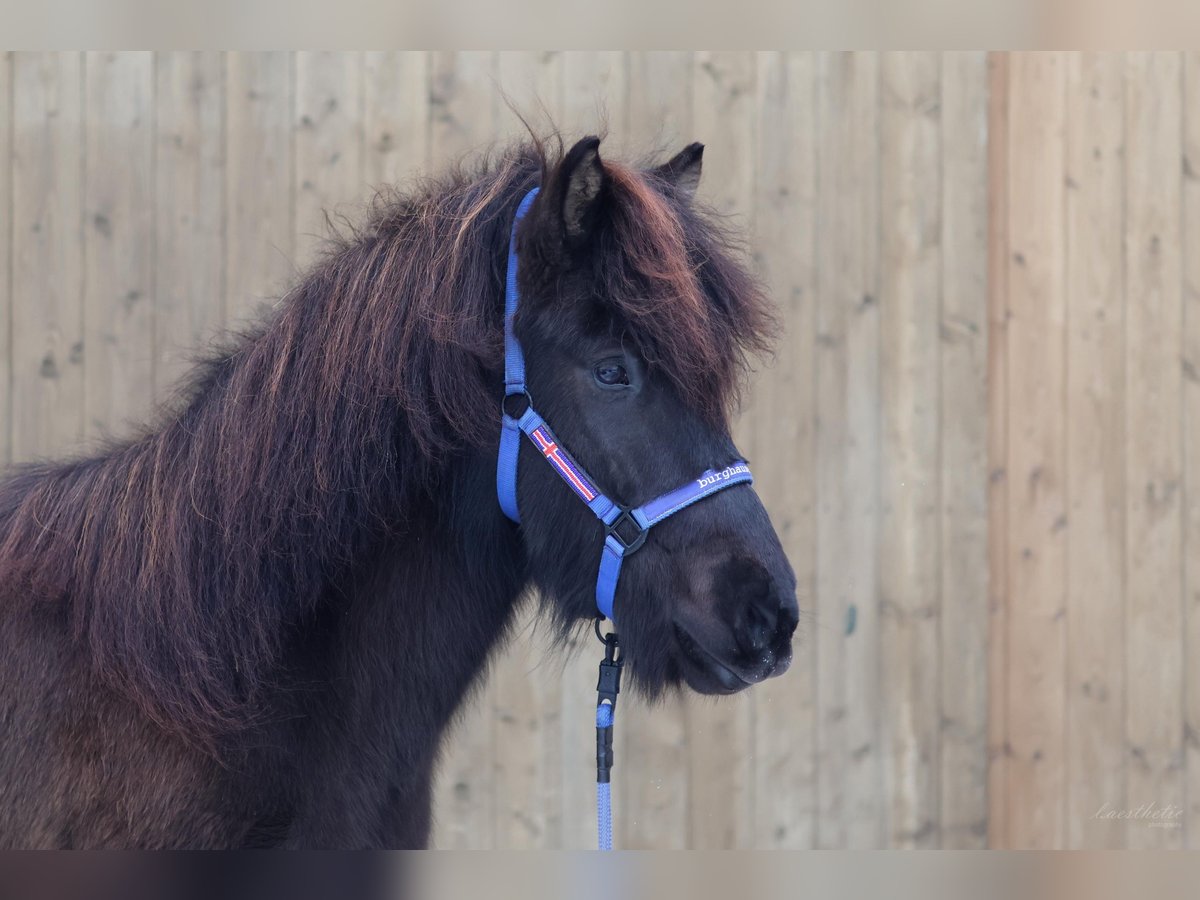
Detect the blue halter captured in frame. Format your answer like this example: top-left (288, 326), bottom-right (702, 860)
top-left (496, 187), bottom-right (755, 623)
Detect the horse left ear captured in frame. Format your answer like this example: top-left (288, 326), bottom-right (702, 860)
top-left (543, 135), bottom-right (607, 248)
top-left (653, 142), bottom-right (704, 199)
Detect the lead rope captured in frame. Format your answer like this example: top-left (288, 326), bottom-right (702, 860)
top-left (595, 620), bottom-right (622, 851)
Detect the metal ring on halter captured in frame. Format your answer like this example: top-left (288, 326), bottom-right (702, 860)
top-left (502, 390), bottom-right (533, 420)
top-left (594, 617), bottom-right (622, 660)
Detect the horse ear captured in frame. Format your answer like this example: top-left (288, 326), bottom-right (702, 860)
top-left (654, 142), bottom-right (704, 199)
top-left (543, 135), bottom-right (607, 247)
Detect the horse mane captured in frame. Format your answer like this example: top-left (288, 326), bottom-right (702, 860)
top-left (0, 138), bottom-right (773, 744)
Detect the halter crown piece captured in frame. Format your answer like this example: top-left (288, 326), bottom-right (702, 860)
top-left (496, 186), bottom-right (755, 850)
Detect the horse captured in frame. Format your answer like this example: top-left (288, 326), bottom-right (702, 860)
top-left (0, 135), bottom-right (798, 849)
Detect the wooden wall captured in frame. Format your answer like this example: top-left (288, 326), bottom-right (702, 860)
top-left (0, 51), bottom-right (1187, 849)
top-left (989, 51), bottom-right (1197, 850)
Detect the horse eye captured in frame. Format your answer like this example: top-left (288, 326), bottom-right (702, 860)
top-left (593, 361), bottom-right (630, 387)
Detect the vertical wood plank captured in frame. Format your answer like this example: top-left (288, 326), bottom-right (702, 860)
top-left (362, 52), bottom-right (430, 190)
top-left (497, 51), bottom-right (562, 140)
top-left (0, 52), bottom-right (11, 464)
top-left (427, 49), bottom-right (499, 851)
top-left (939, 50), bottom-right (990, 849)
top-left (627, 52), bottom-right (693, 154)
top-left (751, 50), bottom-right (818, 850)
top-left (83, 51), bottom-right (154, 440)
top-left (688, 50), bottom-right (758, 850)
top-left (225, 52), bottom-right (292, 326)
top-left (617, 51), bottom-right (693, 850)
top-left (11, 52), bottom-right (85, 461)
top-left (815, 50), bottom-right (883, 849)
top-left (153, 51), bottom-right (225, 398)
top-left (879, 50), bottom-right (942, 849)
top-left (561, 52), bottom-right (628, 144)
top-left (491, 49), bottom-right (564, 850)
top-left (1183, 50), bottom-right (1200, 851)
top-left (1064, 51), bottom-right (1127, 849)
top-left (556, 52), bottom-right (628, 850)
top-left (1123, 50), bottom-right (1184, 850)
top-left (293, 52), bottom-right (364, 271)
top-left (985, 51), bottom-right (1011, 849)
top-left (1005, 51), bottom-right (1068, 850)
top-left (430, 51), bottom-right (498, 164)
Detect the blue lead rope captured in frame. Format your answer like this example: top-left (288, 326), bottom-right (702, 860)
top-left (595, 630), bottom-right (622, 851)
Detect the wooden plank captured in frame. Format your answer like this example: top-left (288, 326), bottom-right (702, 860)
top-left (362, 52), bottom-right (429, 190)
top-left (561, 52), bottom-right (628, 145)
top-left (1005, 51), bottom-right (1067, 850)
top-left (490, 49), bottom-right (564, 850)
top-left (224, 52), bottom-right (292, 327)
top-left (556, 52), bottom-right (627, 851)
top-left (626, 52), bottom-right (693, 154)
top-left (814, 50), bottom-right (883, 849)
top-left (938, 50), bottom-right (989, 849)
top-left (985, 50), bottom-right (1011, 849)
top-left (1184, 50), bottom-right (1200, 851)
top-left (83, 51), bottom-right (154, 441)
top-left (430, 51), bottom-right (498, 165)
top-left (293, 51), bottom-right (363, 271)
top-left (1063, 51), bottom-right (1127, 849)
top-left (0, 52), bottom-right (11, 464)
top-left (687, 50), bottom-right (758, 850)
top-left (878, 50), bottom-right (942, 849)
top-left (750, 50), bottom-right (818, 850)
top-left (1123, 50), bottom-right (1184, 850)
top-left (11, 53), bottom-right (85, 461)
top-left (617, 51), bottom-right (693, 850)
top-left (153, 51), bottom-right (225, 399)
top-left (427, 49), bottom-right (499, 851)
top-left (497, 51), bottom-right (562, 140)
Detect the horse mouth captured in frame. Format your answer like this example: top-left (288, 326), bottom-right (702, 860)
top-left (673, 622), bottom-right (781, 695)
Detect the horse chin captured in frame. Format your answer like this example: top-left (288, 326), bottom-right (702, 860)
top-left (671, 622), bottom-right (786, 696)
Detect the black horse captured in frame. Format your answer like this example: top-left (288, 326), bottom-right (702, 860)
top-left (0, 135), bottom-right (797, 848)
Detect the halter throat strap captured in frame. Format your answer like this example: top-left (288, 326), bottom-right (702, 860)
top-left (496, 186), bottom-right (753, 621)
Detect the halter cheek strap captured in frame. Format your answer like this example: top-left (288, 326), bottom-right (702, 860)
top-left (497, 186), bottom-right (753, 622)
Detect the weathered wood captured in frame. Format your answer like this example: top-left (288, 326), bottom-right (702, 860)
top-left (1004, 51), bottom-right (1068, 850)
top-left (0, 52), bottom-right (11, 464)
top-left (83, 51), bottom-right (154, 442)
top-left (1063, 51), bottom-right (1127, 849)
top-left (426, 50), bottom-right (499, 850)
top-left (687, 50), bottom-right (758, 850)
top-left (293, 52), bottom-right (364, 270)
top-left (562, 52), bottom-right (628, 144)
top-left (153, 52), bottom-right (225, 398)
top-left (224, 52), bottom-right (292, 326)
top-left (1183, 51), bottom-right (1200, 852)
top-left (879, 50), bottom-right (942, 849)
top-left (362, 52), bottom-right (430, 191)
top-left (750, 50), bottom-right (818, 850)
top-left (814, 50), bottom-right (883, 849)
top-left (1122, 50), bottom-right (1184, 850)
top-left (938, 50), bottom-right (989, 849)
top-left (615, 50), bottom-right (694, 850)
top-left (985, 50), bottom-right (1011, 850)
top-left (10, 53), bottom-right (86, 462)
top-left (490, 49), bottom-right (564, 850)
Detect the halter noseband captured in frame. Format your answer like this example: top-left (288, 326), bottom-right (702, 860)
top-left (496, 187), bottom-right (754, 623)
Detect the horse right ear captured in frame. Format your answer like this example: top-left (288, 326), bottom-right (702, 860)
top-left (653, 142), bottom-right (704, 199)
top-left (539, 135), bottom-right (607, 250)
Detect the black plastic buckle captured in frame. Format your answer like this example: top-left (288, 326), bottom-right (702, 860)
top-left (501, 390), bottom-right (532, 420)
top-left (605, 508), bottom-right (648, 554)
top-left (595, 628), bottom-right (622, 785)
